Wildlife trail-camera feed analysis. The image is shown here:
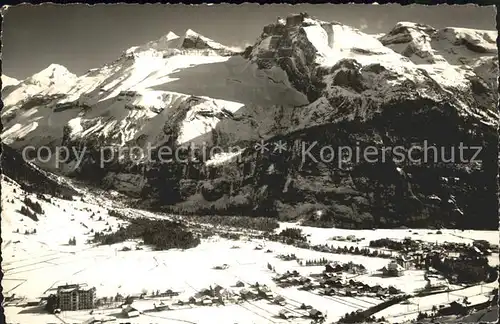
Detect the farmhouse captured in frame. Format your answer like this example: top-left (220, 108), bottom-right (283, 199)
top-left (274, 295), bottom-right (286, 306)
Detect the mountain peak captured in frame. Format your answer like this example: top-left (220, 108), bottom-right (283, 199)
top-left (2, 75), bottom-right (20, 87)
top-left (125, 31), bottom-right (180, 55)
top-left (36, 63), bottom-right (73, 77)
top-left (251, 13), bottom-right (392, 67)
top-left (184, 28), bottom-right (200, 38)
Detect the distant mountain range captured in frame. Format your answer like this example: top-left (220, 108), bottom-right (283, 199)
top-left (2, 13), bottom-right (498, 229)
top-left (2, 75), bottom-right (20, 87)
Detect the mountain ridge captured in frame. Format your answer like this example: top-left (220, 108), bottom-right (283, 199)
top-left (2, 13), bottom-right (497, 229)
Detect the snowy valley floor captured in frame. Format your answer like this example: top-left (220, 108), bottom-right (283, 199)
top-left (2, 176), bottom-right (498, 324)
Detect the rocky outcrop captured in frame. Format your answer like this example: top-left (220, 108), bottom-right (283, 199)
top-left (248, 13), bottom-right (329, 101)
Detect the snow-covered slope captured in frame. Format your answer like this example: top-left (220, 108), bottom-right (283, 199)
top-left (2, 75), bottom-right (20, 88)
top-left (0, 174), bottom-right (122, 253)
top-left (379, 21), bottom-right (498, 109)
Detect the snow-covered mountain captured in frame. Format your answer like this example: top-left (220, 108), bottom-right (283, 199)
top-left (4, 64), bottom-right (77, 103)
top-left (2, 14), bottom-right (498, 229)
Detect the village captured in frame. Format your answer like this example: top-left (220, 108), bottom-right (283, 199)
top-left (4, 227), bottom-right (498, 324)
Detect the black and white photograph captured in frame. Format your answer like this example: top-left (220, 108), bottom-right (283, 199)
top-left (1, 3), bottom-right (499, 324)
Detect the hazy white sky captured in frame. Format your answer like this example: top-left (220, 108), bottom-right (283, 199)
top-left (2, 3), bottom-right (496, 79)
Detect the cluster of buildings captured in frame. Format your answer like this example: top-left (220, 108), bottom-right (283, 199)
top-left (275, 270), bottom-right (313, 288)
top-left (309, 243), bottom-right (395, 259)
top-left (368, 236), bottom-right (497, 280)
top-left (279, 307), bottom-right (326, 321)
top-left (172, 282), bottom-right (280, 306)
top-left (273, 266), bottom-right (401, 299)
top-left (188, 284), bottom-right (238, 306)
top-left (275, 260), bottom-right (367, 289)
top-left (239, 283), bottom-right (275, 301)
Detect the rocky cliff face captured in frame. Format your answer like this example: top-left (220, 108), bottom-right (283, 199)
top-left (144, 15), bottom-right (498, 229)
top-left (2, 14), bottom-right (498, 229)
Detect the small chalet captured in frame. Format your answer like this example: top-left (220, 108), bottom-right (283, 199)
top-left (301, 282), bottom-right (314, 291)
top-left (24, 299), bottom-right (41, 307)
top-left (213, 285), bottom-right (225, 295)
top-left (437, 301), bottom-right (467, 316)
top-left (279, 309), bottom-right (293, 319)
top-left (239, 289), bottom-right (257, 300)
top-left (309, 309), bottom-right (325, 320)
top-left (388, 286), bottom-right (400, 295)
top-left (201, 296), bottom-right (213, 306)
top-left (214, 264), bottom-right (229, 270)
top-left (325, 262), bottom-right (343, 273)
top-left (300, 303), bottom-right (313, 310)
top-left (121, 305), bottom-right (139, 318)
top-left (189, 296), bottom-right (200, 304)
top-left (322, 288), bottom-right (336, 296)
top-left (274, 296), bottom-right (286, 306)
top-left (114, 293), bottom-right (124, 303)
top-left (257, 285), bottom-right (274, 299)
top-left (370, 284), bottom-right (383, 293)
top-left (255, 244), bottom-right (264, 250)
